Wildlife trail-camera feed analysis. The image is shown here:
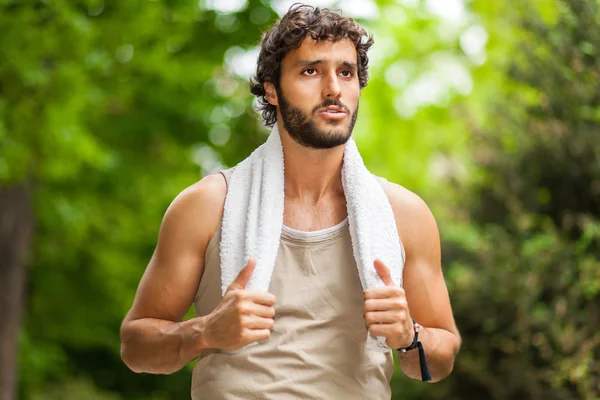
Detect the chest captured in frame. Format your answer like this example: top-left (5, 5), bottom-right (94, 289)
top-left (283, 196), bottom-right (347, 231)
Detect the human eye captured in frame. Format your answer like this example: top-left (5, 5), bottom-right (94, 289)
top-left (340, 70), bottom-right (354, 78)
top-left (302, 68), bottom-right (318, 76)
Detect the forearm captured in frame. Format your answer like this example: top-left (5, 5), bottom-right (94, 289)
top-left (120, 316), bottom-right (211, 374)
top-left (397, 326), bottom-right (460, 382)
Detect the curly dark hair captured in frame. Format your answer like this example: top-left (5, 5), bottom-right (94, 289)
top-left (250, 3), bottom-right (374, 128)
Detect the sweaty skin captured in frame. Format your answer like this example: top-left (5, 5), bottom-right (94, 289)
top-left (120, 37), bottom-right (460, 382)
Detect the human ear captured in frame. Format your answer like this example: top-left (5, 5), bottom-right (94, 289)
top-left (264, 81), bottom-right (279, 106)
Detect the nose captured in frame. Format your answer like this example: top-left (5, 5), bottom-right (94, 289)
top-left (322, 72), bottom-right (342, 99)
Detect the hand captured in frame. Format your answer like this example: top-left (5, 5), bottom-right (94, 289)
top-left (201, 258), bottom-right (276, 351)
top-left (364, 259), bottom-right (414, 349)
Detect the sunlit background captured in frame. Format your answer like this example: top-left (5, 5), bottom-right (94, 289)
top-left (1, 0), bottom-right (598, 399)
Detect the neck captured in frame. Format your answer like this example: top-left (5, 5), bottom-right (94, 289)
top-left (278, 122), bottom-right (346, 203)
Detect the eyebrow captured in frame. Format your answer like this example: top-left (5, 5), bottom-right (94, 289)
top-left (293, 59), bottom-right (357, 71)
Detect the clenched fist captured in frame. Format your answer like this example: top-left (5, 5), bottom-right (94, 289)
top-left (364, 259), bottom-right (414, 349)
top-left (201, 258), bottom-right (276, 351)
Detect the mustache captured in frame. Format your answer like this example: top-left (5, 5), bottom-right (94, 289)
top-left (312, 99), bottom-right (351, 115)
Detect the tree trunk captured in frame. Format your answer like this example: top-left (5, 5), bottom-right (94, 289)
top-left (0, 184), bottom-right (34, 400)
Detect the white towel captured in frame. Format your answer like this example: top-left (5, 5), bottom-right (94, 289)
top-left (220, 124), bottom-right (405, 351)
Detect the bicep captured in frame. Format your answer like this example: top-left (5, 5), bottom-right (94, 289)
top-left (403, 231), bottom-right (456, 333)
top-left (388, 183), bottom-right (458, 333)
top-left (125, 175), bottom-right (226, 323)
top-left (127, 231), bottom-right (204, 324)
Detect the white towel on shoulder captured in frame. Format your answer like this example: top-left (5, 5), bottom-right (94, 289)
top-left (220, 124), bottom-right (405, 351)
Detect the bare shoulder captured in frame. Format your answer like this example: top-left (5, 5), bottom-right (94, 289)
top-left (385, 181), bottom-right (431, 214)
top-left (170, 173), bottom-right (227, 215)
top-left (123, 173), bottom-right (227, 323)
top-left (163, 173), bottom-right (227, 241)
top-left (153, 172), bottom-right (228, 278)
top-left (384, 181), bottom-right (440, 254)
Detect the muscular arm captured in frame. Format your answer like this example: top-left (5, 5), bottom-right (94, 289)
top-left (387, 182), bottom-right (461, 382)
top-left (120, 174), bottom-right (226, 374)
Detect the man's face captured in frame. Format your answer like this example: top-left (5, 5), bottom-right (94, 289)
top-left (271, 38), bottom-right (361, 149)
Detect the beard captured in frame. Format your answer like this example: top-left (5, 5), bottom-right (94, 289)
top-left (276, 87), bottom-right (359, 150)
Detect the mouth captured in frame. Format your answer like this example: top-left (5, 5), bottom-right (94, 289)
top-left (317, 106), bottom-right (347, 120)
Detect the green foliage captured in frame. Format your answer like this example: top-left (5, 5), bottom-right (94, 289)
top-left (1, 0), bottom-right (274, 398)
top-left (439, 0), bottom-right (600, 398)
top-left (357, 2), bottom-right (474, 196)
top-left (30, 378), bottom-right (122, 400)
top-left (1, 0), bottom-right (598, 398)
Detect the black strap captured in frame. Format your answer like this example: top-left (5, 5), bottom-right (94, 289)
top-left (417, 341), bottom-right (432, 382)
top-left (398, 320), bottom-right (432, 382)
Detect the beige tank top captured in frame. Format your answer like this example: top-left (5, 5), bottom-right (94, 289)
top-left (191, 168), bottom-right (395, 400)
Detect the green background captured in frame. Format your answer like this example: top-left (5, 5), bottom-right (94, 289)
top-left (1, 0), bottom-right (598, 398)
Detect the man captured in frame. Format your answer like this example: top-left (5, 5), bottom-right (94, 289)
top-left (120, 4), bottom-right (461, 399)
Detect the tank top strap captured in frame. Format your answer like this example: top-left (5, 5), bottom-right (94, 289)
top-left (218, 167), bottom-right (236, 190)
top-left (374, 174), bottom-right (389, 196)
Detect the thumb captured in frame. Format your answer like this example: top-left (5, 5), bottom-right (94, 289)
top-left (227, 257), bottom-right (256, 292)
top-left (374, 259), bottom-right (393, 286)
